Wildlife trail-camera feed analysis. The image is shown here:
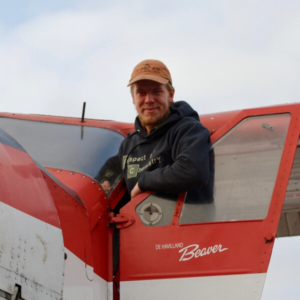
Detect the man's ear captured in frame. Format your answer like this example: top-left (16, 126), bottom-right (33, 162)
top-left (131, 84), bottom-right (136, 104)
top-left (169, 88), bottom-right (175, 103)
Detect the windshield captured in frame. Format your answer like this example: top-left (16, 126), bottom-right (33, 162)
top-left (0, 118), bottom-right (124, 180)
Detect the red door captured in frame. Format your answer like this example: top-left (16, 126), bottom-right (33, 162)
top-left (117, 104), bottom-right (299, 300)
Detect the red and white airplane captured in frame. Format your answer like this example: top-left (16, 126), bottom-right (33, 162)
top-left (0, 103), bottom-right (298, 300)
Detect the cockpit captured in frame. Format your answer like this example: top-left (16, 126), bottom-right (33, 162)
top-left (0, 113), bottom-right (298, 237)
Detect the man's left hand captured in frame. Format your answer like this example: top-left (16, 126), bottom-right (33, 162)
top-left (131, 182), bottom-right (142, 199)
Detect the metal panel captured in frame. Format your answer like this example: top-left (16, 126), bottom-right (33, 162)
top-left (0, 202), bottom-right (64, 300)
top-left (121, 273), bottom-right (266, 300)
top-left (63, 248), bottom-right (108, 300)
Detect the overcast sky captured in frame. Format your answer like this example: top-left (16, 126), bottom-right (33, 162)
top-left (1, 1), bottom-right (300, 122)
top-left (0, 1), bottom-right (300, 299)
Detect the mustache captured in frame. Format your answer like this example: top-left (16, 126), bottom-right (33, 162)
top-left (142, 105), bottom-right (160, 109)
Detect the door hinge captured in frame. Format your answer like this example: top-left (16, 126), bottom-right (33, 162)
top-left (108, 212), bottom-right (135, 229)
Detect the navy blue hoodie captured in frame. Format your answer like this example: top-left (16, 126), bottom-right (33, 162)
top-left (119, 101), bottom-right (214, 198)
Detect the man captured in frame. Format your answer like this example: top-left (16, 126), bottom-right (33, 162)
top-left (119, 59), bottom-right (214, 200)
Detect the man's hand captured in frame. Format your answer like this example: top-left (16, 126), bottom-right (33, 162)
top-left (131, 182), bottom-right (143, 199)
top-left (101, 180), bottom-right (111, 194)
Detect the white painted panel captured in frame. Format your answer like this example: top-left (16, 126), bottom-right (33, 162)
top-left (63, 286), bottom-right (93, 300)
top-left (107, 282), bottom-right (113, 300)
top-left (63, 248), bottom-right (108, 300)
top-left (0, 201), bottom-right (64, 300)
top-left (121, 273), bottom-right (266, 300)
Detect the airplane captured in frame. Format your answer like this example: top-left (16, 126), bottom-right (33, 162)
top-left (0, 102), bottom-right (299, 300)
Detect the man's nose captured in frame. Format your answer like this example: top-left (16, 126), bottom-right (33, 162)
top-left (145, 92), bottom-right (154, 103)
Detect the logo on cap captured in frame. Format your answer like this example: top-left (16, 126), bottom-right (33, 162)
top-left (135, 64), bottom-right (161, 75)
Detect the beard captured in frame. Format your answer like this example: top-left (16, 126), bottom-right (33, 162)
top-left (139, 107), bottom-right (170, 129)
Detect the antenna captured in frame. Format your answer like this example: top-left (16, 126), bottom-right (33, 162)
top-left (80, 102), bottom-right (86, 122)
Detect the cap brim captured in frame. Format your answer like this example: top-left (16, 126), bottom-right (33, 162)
top-left (127, 75), bottom-right (169, 87)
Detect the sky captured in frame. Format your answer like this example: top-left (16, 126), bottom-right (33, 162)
top-left (1, 1), bottom-right (300, 122)
top-left (0, 1), bottom-right (300, 299)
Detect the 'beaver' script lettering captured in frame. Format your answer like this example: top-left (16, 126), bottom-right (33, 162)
top-left (178, 244), bottom-right (228, 261)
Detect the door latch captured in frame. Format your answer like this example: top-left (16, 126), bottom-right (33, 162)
top-left (108, 212), bottom-right (135, 229)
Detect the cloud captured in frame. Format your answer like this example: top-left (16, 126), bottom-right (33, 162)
top-left (0, 1), bottom-right (300, 123)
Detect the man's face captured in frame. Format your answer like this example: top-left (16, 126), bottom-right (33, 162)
top-left (132, 80), bottom-right (174, 133)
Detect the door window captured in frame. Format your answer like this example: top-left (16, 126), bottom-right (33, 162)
top-left (180, 114), bottom-right (291, 224)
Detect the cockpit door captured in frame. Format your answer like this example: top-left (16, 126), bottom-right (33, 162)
top-left (117, 104), bottom-right (300, 300)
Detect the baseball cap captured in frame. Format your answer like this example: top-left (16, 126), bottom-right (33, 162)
top-left (127, 59), bottom-right (172, 87)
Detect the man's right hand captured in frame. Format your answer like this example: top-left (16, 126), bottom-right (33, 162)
top-left (131, 182), bottom-right (143, 199)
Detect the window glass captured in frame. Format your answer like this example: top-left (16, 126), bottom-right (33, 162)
top-left (0, 118), bottom-right (124, 183)
top-left (95, 155), bottom-right (122, 195)
top-left (180, 114), bottom-right (291, 224)
top-left (277, 143), bottom-right (300, 237)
